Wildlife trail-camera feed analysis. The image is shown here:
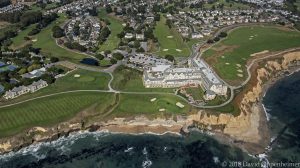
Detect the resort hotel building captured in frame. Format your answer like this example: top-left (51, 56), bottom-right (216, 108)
top-left (143, 58), bottom-right (228, 98)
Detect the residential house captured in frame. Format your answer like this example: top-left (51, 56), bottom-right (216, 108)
top-left (22, 67), bottom-right (46, 79)
top-left (3, 86), bottom-right (30, 99)
top-left (125, 33), bottom-right (134, 39)
top-left (3, 80), bottom-right (48, 99)
top-left (28, 79), bottom-right (48, 93)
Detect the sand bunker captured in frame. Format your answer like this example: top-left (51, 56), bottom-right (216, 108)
top-left (251, 50), bottom-right (269, 57)
top-left (221, 56), bottom-right (225, 59)
top-left (236, 64), bottom-right (242, 67)
top-left (74, 74), bottom-right (81, 78)
top-left (176, 102), bottom-right (185, 108)
top-left (150, 98), bottom-right (157, 102)
top-left (32, 39), bottom-right (37, 42)
top-left (237, 74), bottom-right (244, 77)
top-left (163, 49), bottom-right (169, 51)
top-left (159, 108), bottom-right (166, 112)
top-left (237, 69), bottom-right (243, 73)
top-left (167, 36), bottom-right (173, 38)
top-left (176, 49), bottom-right (182, 52)
top-left (225, 62), bottom-right (230, 65)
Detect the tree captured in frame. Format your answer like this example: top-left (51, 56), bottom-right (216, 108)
top-left (27, 64), bottom-right (41, 72)
top-left (28, 28), bottom-right (41, 36)
top-left (110, 58), bottom-right (117, 64)
top-left (213, 37), bottom-right (220, 42)
top-left (136, 47), bottom-right (145, 53)
top-left (41, 74), bottom-right (55, 84)
top-left (166, 19), bottom-right (172, 28)
top-left (113, 52), bottom-right (124, 60)
top-left (104, 50), bottom-right (111, 56)
top-left (133, 41), bottom-right (140, 48)
top-left (18, 68), bottom-right (27, 75)
top-left (52, 26), bottom-right (65, 38)
top-left (105, 5), bottom-right (113, 13)
top-left (154, 14), bottom-right (161, 21)
top-left (165, 55), bottom-right (175, 62)
top-left (20, 11), bottom-right (43, 27)
top-left (207, 39), bottom-right (214, 44)
top-left (50, 57), bottom-right (59, 63)
top-left (218, 32), bottom-right (227, 38)
top-left (95, 54), bottom-right (104, 60)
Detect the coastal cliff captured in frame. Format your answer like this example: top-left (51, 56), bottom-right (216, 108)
top-left (0, 51), bottom-right (300, 155)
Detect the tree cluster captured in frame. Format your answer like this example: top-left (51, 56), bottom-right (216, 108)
top-left (64, 42), bottom-right (87, 52)
top-left (52, 25), bottom-right (65, 38)
top-left (99, 27), bottom-right (111, 44)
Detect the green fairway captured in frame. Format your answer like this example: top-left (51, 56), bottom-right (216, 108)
top-left (154, 15), bottom-right (191, 57)
top-left (203, 26), bottom-right (300, 83)
top-left (0, 92), bottom-right (114, 137)
top-left (32, 14), bottom-right (86, 62)
top-left (98, 9), bottom-right (123, 52)
top-left (112, 94), bottom-right (190, 117)
top-left (203, 0), bottom-right (250, 9)
top-left (10, 24), bottom-right (36, 49)
top-left (0, 69), bottom-right (110, 106)
top-left (111, 66), bottom-right (174, 93)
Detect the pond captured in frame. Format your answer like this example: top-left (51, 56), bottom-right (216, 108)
top-left (80, 58), bottom-right (99, 66)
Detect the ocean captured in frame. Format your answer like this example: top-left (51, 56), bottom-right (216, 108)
top-left (0, 71), bottom-right (299, 168)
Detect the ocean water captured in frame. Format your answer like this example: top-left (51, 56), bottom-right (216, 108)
top-left (262, 71), bottom-right (300, 162)
top-left (0, 71), bottom-right (300, 168)
top-left (0, 131), bottom-right (256, 168)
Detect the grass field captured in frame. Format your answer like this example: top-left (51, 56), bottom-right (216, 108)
top-left (111, 94), bottom-right (190, 118)
top-left (203, 0), bottom-right (250, 10)
top-left (10, 24), bottom-right (36, 49)
top-left (203, 26), bottom-right (300, 83)
top-left (185, 87), bottom-right (204, 101)
top-left (154, 15), bottom-right (191, 57)
top-left (32, 14), bottom-right (86, 62)
top-left (0, 69), bottom-right (110, 106)
top-left (111, 66), bottom-right (174, 93)
top-left (98, 9), bottom-right (123, 52)
top-left (0, 92), bottom-right (114, 137)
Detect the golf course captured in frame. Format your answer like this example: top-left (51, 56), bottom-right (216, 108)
top-left (154, 15), bottom-right (191, 57)
top-left (98, 10), bottom-right (123, 52)
top-left (203, 25), bottom-right (300, 84)
top-left (0, 92), bottom-right (115, 137)
top-left (0, 67), bottom-right (191, 137)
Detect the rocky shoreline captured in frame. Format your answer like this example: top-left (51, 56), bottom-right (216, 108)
top-left (0, 51), bottom-right (300, 156)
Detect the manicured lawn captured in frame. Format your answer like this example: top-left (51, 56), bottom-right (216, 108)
top-left (112, 94), bottom-right (190, 117)
top-left (185, 87), bottom-right (204, 100)
top-left (0, 92), bottom-right (114, 137)
top-left (32, 14), bottom-right (86, 62)
top-left (10, 24), bottom-right (36, 49)
top-left (111, 65), bottom-right (174, 93)
top-left (98, 9), bottom-right (123, 52)
top-left (203, 26), bottom-right (300, 83)
top-left (154, 15), bottom-right (191, 57)
top-left (0, 69), bottom-right (111, 105)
